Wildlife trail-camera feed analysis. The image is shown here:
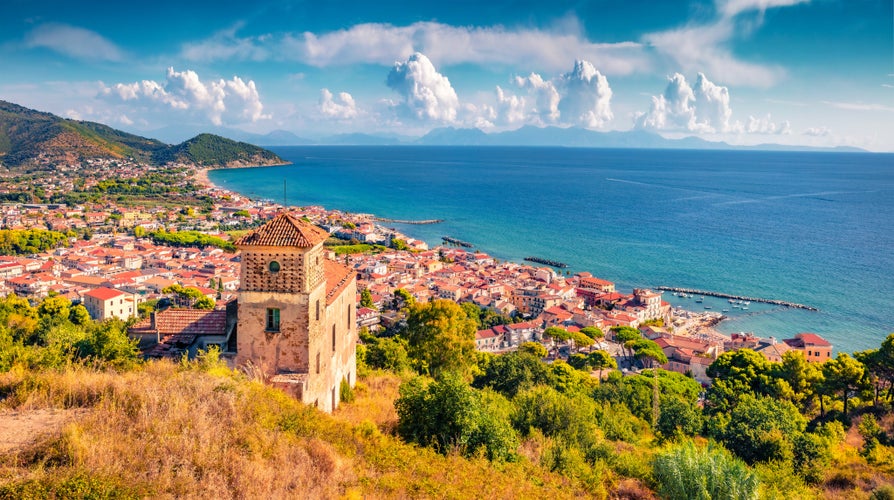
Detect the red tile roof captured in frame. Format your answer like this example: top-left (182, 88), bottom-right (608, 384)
top-left (234, 212), bottom-right (329, 248)
top-left (324, 259), bottom-right (356, 305)
top-left (84, 286), bottom-right (126, 301)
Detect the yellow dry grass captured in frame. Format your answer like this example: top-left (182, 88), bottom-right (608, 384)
top-left (0, 360), bottom-right (589, 499)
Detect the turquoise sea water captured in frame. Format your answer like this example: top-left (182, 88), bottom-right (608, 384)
top-left (209, 146), bottom-right (894, 352)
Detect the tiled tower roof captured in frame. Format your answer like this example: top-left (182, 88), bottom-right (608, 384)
top-left (234, 213), bottom-right (329, 248)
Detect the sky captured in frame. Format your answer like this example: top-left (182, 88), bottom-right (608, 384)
top-left (1, 0), bottom-right (892, 150)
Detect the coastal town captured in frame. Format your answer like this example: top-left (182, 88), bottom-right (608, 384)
top-left (0, 156), bottom-right (833, 386)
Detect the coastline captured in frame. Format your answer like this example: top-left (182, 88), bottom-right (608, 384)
top-left (197, 163), bottom-right (730, 342)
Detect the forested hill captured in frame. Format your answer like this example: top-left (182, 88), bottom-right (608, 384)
top-left (154, 133), bottom-right (284, 168)
top-left (0, 100), bottom-right (284, 169)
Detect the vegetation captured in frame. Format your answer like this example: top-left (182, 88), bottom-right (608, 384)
top-left (153, 133), bottom-right (283, 167)
top-left (0, 100), bottom-right (283, 169)
top-left (149, 229), bottom-right (235, 252)
top-left (3, 288), bottom-right (894, 497)
top-left (0, 229), bottom-right (69, 255)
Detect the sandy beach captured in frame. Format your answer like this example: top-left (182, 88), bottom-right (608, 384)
top-left (193, 168), bottom-right (213, 188)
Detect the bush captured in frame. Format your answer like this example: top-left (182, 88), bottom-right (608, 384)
top-left (340, 378), bottom-right (355, 404)
top-left (653, 440), bottom-right (760, 500)
top-left (395, 374), bottom-right (518, 462)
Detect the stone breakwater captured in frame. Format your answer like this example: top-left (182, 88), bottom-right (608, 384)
top-left (656, 286), bottom-right (818, 311)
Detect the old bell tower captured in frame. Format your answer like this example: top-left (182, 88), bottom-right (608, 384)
top-left (234, 213), bottom-right (357, 412)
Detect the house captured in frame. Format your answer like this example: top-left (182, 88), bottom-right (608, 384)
top-left (783, 332), bottom-right (833, 363)
top-left (82, 286), bottom-right (141, 321)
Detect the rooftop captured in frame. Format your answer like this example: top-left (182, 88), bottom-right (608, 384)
top-left (234, 212), bottom-right (329, 248)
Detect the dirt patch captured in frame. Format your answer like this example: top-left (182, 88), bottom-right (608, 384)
top-left (0, 409), bottom-right (85, 454)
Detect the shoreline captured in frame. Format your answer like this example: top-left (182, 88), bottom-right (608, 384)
top-left (193, 164), bottom-right (731, 341)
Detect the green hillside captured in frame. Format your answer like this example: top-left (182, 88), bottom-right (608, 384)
top-left (153, 133), bottom-right (284, 167)
top-left (0, 100), bottom-right (283, 168)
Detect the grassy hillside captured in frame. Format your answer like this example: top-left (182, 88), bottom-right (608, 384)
top-left (0, 100), bottom-right (284, 168)
top-left (0, 361), bottom-right (589, 499)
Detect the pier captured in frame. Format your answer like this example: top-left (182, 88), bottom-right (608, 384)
top-left (442, 236), bottom-right (474, 248)
top-left (524, 256), bottom-right (569, 268)
top-left (655, 286), bottom-right (818, 311)
top-left (373, 217), bottom-right (443, 225)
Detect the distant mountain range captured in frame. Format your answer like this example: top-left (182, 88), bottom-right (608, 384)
top-left (147, 122), bottom-right (864, 152)
top-left (0, 100), bottom-right (285, 168)
top-left (1, 99), bottom-right (864, 161)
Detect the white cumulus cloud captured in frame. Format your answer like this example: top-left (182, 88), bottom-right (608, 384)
top-left (24, 23), bottom-right (124, 62)
top-left (514, 73), bottom-right (560, 125)
top-left (635, 72), bottom-right (736, 133)
top-left (804, 126), bottom-right (831, 137)
top-left (101, 67), bottom-right (270, 126)
top-left (494, 86), bottom-right (527, 126)
top-left (386, 52), bottom-right (459, 123)
top-left (746, 114), bottom-right (790, 134)
top-left (319, 89), bottom-right (359, 119)
top-left (557, 60), bottom-right (613, 128)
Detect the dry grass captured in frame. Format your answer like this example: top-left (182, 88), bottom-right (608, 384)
top-left (0, 360), bottom-right (591, 499)
top-left (334, 370), bottom-right (403, 434)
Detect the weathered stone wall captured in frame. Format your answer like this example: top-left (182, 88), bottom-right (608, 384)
top-left (302, 277), bottom-right (358, 412)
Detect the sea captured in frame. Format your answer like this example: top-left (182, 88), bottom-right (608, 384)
top-left (208, 146), bottom-right (894, 352)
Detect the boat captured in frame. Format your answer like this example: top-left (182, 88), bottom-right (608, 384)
top-left (742, 306), bottom-right (749, 310)
top-left (704, 306), bottom-right (712, 310)
top-left (721, 308), bottom-right (729, 312)
top-left (695, 297), bottom-right (704, 303)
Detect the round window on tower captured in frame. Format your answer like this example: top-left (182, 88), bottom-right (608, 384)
top-left (269, 261), bottom-right (281, 273)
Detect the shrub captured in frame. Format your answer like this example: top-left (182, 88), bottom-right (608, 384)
top-left (395, 374), bottom-right (518, 462)
top-left (340, 378), bottom-right (355, 404)
top-left (653, 440), bottom-right (760, 500)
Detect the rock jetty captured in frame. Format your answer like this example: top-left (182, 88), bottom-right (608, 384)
top-left (656, 286), bottom-right (818, 311)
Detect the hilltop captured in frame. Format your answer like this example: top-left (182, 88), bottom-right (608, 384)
top-left (0, 100), bottom-right (285, 169)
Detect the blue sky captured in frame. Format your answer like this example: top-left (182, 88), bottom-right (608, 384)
top-left (1, 0), bottom-right (892, 150)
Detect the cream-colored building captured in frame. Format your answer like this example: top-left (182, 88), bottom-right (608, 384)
top-left (233, 213), bottom-right (357, 413)
top-left (83, 286), bottom-right (140, 321)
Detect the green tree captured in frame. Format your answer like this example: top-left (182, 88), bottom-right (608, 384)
top-left (133, 225), bottom-right (147, 238)
top-left (473, 350), bottom-right (557, 398)
top-left (579, 326), bottom-right (603, 344)
top-left (360, 288), bottom-right (375, 309)
top-left (68, 304), bottom-right (91, 326)
top-left (404, 299), bottom-right (477, 377)
top-left (395, 374), bottom-right (518, 461)
top-left (821, 352), bottom-right (867, 418)
top-left (365, 337), bottom-right (412, 373)
top-left (392, 288), bottom-right (416, 310)
top-left (587, 350), bottom-right (617, 380)
top-left (657, 396), bottom-right (702, 442)
top-left (391, 238), bottom-right (408, 251)
top-left (518, 341), bottom-right (548, 359)
top-left (719, 394), bottom-right (807, 465)
top-left (194, 296), bottom-right (215, 310)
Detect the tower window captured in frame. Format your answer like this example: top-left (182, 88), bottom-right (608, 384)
top-left (332, 325), bottom-right (336, 352)
top-left (266, 308), bottom-right (280, 332)
top-left (316, 300), bottom-right (320, 321)
top-left (316, 352), bottom-right (320, 374)
top-left (268, 261), bottom-right (281, 273)
top-left (347, 304), bottom-right (352, 329)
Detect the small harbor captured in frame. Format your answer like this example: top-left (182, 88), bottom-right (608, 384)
top-left (656, 286), bottom-right (818, 311)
